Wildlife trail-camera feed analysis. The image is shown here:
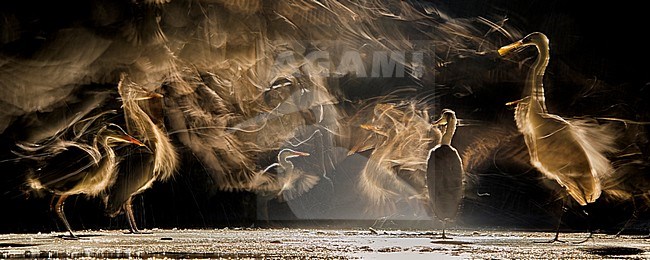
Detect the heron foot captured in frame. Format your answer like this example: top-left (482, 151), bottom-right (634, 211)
top-left (439, 234), bottom-right (453, 240)
top-left (572, 233), bottom-right (594, 244)
top-left (534, 236), bottom-right (568, 244)
top-left (57, 234), bottom-right (81, 240)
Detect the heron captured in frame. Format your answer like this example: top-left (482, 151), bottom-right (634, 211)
top-left (249, 148), bottom-right (313, 220)
top-left (498, 32), bottom-right (617, 242)
top-left (427, 109), bottom-right (464, 239)
top-left (21, 123), bottom-right (145, 238)
top-left (104, 75), bottom-right (179, 234)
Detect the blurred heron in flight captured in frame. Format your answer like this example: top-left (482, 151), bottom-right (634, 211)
top-left (104, 75), bottom-right (179, 233)
top-left (250, 148), bottom-right (313, 220)
top-left (498, 32), bottom-right (617, 242)
top-left (427, 109), bottom-right (464, 239)
top-left (20, 123), bottom-right (144, 238)
top-left (350, 102), bottom-right (441, 216)
top-left (252, 148), bottom-right (315, 200)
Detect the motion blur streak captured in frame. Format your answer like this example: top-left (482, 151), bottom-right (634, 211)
top-left (1, 0), bottom-right (648, 229)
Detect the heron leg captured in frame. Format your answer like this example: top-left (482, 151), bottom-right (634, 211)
top-left (615, 196), bottom-right (650, 239)
top-left (123, 198), bottom-right (153, 235)
top-left (536, 197), bottom-right (567, 243)
top-left (440, 221), bottom-right (451, 239)
top-left (125, 198), bottom-right (141, 234)
top-left (573, 206), bottom-right (594, 244)
top-left (616, 198), bottom-right (638, 238)
top-left (53, 195), bottom-right (77, 239)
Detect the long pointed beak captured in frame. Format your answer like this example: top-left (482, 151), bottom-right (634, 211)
top-left (505, 96), bottom-right (530, 106)
top-left (360, 124), bottom-right (376, 131)
top-left (505, 100), bottom-right (520, 106)
top-left (291, 151), bottom-right (310, 157)
top-left (432, 116), bottom-right (447, 127)
top-left (122, 135), bottom-right (146, 147)
top-left (498, 41), bottom-right (523, 56)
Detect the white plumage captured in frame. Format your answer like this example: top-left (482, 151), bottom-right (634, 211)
top-left (499, 32), bottom-right (617, 207)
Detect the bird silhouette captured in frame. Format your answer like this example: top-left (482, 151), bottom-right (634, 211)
top-left (19, 122), bottom-right (144, 238)
top-left (104, 74), bottom-right (179, 233)
top-left (427, 109), bottom-right (464, 239)
top-left (499, 32), bottom-right (617, 242)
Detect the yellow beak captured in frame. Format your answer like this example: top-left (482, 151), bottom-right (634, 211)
top-left (360, 124), bottom-right (376, 131)
top-left (498, 41), bottom-right (523, 56)
top-left (432, 116), bottom-right (447, 127)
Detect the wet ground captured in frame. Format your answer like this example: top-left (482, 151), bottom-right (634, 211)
top-left (0, 228), bottom-right (649, 259)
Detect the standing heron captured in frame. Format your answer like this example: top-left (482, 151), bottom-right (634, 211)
top-left (427, 109), bottom-right (464, 239)
top-left (498, 32), bottom-right (617, 242)
top-left (104, 75), bottom-right (178, 233)
top-left (21, 123), bottom-right (145, 238)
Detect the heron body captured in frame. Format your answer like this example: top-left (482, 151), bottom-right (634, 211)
top-left (426, 109), bottom-right (464, 239)
top-left (427, 145), bottom-right (463, 221)
top-left (499, 32), bottom-right (615, 206)
top-left (520, 104), bottom-right (604, 206)
top-left (105, 146), bottom-right (155, 214)
top-left (22, 123), bottom-right (144, 237)
top-left (28, 142), bottom-right (115, 198)
top-left (104, 75), bottom-right (178, 233)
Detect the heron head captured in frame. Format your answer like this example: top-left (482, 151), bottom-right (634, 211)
top-left (278, 148), bottom-right (310, 162)
top-left (432, 109), bottom-right (456, 126)
top-left (498, 32), bottom-right (549, 56)
top-left (102, 123), bottom-right (146, 147)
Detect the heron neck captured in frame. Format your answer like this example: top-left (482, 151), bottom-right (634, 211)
top-left (93, 133), bottom-right (117, 164)
top-left (118, 78), bottom-right (178, 181)
top-left (282, 161), bottom-right (294, 172)
top-left (124, 99), bottom-right (158, 146)
top-left (440, 116), bottom-right (457, 146)
top-left (526, 42), bottom-right (550, 113)
top-left (277, 152), bottom-right (294, 171)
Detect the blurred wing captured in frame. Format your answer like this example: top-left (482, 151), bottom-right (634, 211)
top-left (248, 168), bottom-right (281, 193)
top-left (359, 152), bottom-right (419, 208)
top-left (166, 82), bottom-right (254, 191)
top-left (277, 169), bottom-right (320, 201)
top-left (23, 142), bottom-right (99, 192)
top-left (0, 29), bottom-right (111, 133)
top-left (567, 117), bottom-right (618, 180)
top-left (530, 114), bottom-right (610, 205)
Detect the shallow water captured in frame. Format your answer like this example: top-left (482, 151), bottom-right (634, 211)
top-left (0, 228), bottom-right (648, 259)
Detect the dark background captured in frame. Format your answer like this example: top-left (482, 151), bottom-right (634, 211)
top-left (1, 0), bottom-right (649, 233)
